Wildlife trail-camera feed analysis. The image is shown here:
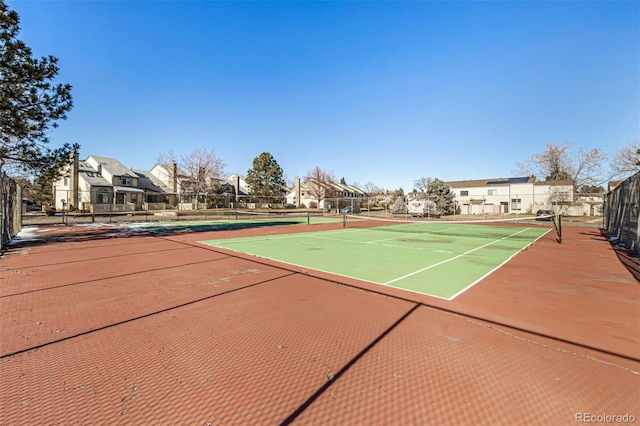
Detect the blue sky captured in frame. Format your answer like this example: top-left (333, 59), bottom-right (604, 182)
top-left (8, 0), bottom-right (640, 191)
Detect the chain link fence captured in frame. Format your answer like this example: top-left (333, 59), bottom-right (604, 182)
top-left (14, 184), bottom-right (619, 236)
top-left (49, 189), bottom-right (293, 213)
top-left (604, 171), bottom-right (639, 254)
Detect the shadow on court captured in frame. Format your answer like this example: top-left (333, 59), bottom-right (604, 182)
top-left (0, 222), bottom-right (638, 425)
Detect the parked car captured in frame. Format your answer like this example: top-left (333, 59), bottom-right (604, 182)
top-left (340, 206), bottom-right (353, 214)
top-left (24, 201), bottom-right (43, 212)
top-left (535, 209), bottom-right (555, 221)
top-left (283, 203), bottom-right (296, 209)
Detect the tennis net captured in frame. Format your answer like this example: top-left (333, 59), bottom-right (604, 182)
top-left (233, 210), bottom-right (313, 224)
top-left (343, 214), bottom-right (562, 243)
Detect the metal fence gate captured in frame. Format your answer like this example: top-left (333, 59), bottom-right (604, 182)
top-left (605, 171), bottom-right (640, 253)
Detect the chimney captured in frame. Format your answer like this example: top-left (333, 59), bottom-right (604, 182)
top-left (295, 177), bottom-right (301, 206)
top-left (172, 162), bottom-right (178, 192)
top-left (70, 151), bottom-right (79, 210)
top-left (235, 175), bottom-right (240, 203)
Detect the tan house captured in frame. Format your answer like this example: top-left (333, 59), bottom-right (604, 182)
top-left (54, 156), bottom-right (187, 212)
top-left (53, 154), bottom-right (254, 213)
top-left (53, 155), bottom-right (149, 213)
top-left (285, 178), bottom-right (367, 210)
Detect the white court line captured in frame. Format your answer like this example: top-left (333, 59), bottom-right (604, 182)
top-left (304, 234), bottom-right (447, 252)
top-left (202, 226), bottom-right (549, 301)
top-left (384, 227), bottom-right (534, 286)
top-left (305, 225), bottom-right (459, 245)
top-left (446, 228), bottom-right (551, 300)
top-left (367, 226), bottom-right (458, 244)
top-left (212, 225), bottom-right (493, 253)
top-left (305, 234), bottom-right (359, 243)
top-left (205, 228), bottom-right (356, 246)
top-left (203, 242), bottom-right (455, 301)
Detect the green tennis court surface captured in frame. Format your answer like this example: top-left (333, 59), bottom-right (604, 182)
top-left (201, 221), bottom-right (551, 299)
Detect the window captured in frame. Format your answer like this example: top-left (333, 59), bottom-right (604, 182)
top-left (96, 189), bottom-right (110, 204)
top-left (63, 177), bottom-right (69, 186)
top-left (460, 190), bottom-right (469, 196)
top-left (120, 176), bottom-right (132, 186)
top-left (488, 189), bottom-right (497, 196)
top-left (511, 198), bottom-right (522, 211)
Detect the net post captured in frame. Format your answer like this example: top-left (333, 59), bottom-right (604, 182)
top-left (553, 213), bottom-right (562, 244)
top-left (558, 214), bottom-right (562, 244)
top-left (343, 213), bottom-right (346, 228)
top-left (307, 212), bottom-right (310, 225)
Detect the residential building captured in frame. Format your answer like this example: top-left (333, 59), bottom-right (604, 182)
top-left (53, 156), bottom-right (184, 212)
top-left (54, 155), bottom-right (150, 213)
top-left (52, 154), bottom-right (255, 213)
top-left (445, 176), bottom-right (600, 215)
top-left (285, 178), bottom-right (367, 210)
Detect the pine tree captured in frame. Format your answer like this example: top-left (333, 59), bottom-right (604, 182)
top-left (426, 178), bottom-right (456, 215)
top-left (0, 0), bottom-right (77, 176)
top-left (389, 195), bottom-right (407, 214)
top-left (246, 152), bottom-right (286, 199)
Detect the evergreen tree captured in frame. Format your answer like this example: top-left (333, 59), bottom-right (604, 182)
top-left (246, 152), bottom-right (286, 199)
top-left (426, 178), bottom-right (456, 215)
top-left (0, 1), bottom-right (77, 176)
top-left (389, 195), bottom-right (407, 214)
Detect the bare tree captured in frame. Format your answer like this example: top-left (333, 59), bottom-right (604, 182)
top-left (303, 166), bottom-right (335, 205)
top-left (413, 177), bottom-right (432, 192)
top-left (610, 140), bottom-right (640, 179)
top-left (157, 147), bottom-right (225, 208)
top-left (363, 181), bottom-right (377, 194)
top-left (516, 141), bottom-right (607, 188)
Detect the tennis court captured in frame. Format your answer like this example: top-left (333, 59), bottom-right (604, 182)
top-left (1, 213), bottom-right (638, 425)
top-left (127, 212), bottom-right (340, 234)
top-left (201, 216), bottom-right (554, 299)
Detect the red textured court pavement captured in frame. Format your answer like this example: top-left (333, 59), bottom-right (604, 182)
top-left (1, 221), bottom-right (638, 425)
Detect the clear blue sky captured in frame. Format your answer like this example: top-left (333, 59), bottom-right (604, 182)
top-left (8, 0), bottom-right (640, 191)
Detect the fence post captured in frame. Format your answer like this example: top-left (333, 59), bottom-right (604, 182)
top-left (0, 167), bottom-right (22, 250)
top-left (0, 166), bottom-right (5, 250)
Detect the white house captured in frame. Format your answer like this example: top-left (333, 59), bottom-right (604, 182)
top-left (445, 176), bottom-right (576, 215)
